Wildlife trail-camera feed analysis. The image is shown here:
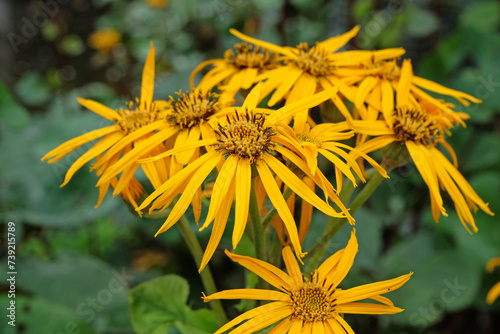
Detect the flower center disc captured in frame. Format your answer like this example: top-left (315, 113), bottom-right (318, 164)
top-left (118, 101), bottom-right (159, 134)
top-left (167, 89), bottom-right (221, 129)
top-left (291, 43), bottom-right (333, 77)
top-left (393, 107), bottom-right (442, 146)
top-left (213, 112), bottom-right (274, 163)
top-left (224, 43), bottom-right (276, 69)
top-left (290, 282), bottom-right (335, 322)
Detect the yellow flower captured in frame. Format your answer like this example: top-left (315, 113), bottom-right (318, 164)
top-left (95, 87), bottom-right (233, 222)
top-left (349, 57), bottom-right (481, 124)
top-left (229, 26), bottom-right (367, 131)
top-left (42, 43), bottom-right (169, 205)
top-left (191, 42), bottom-right (278, 98)
top-left (88, 28), bottom-right (122, 53)
top-left (138, 84), bottom-right (352, 271)
top-left (486, 257), bottom-right (500, 304)
top-left (351, 62), bottom-right (493, 233)
top-left (203, 230), bottom-right (412, 334)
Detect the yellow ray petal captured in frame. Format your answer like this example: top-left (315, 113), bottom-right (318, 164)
top-left (316, 249), bottom-right (344, 284)
top-left (233, 158), bottom-right (252, 248)
top-left (282, 246), bottom-right (303, 284)
top-left (139, 138), bottom-right (217, 163)
top-left (317, 25), bottom-right (360, 53)
top-left (335, 273), bottom-right (413, 304)
top-left (225, 250), bottom-right (295, 289)
top-left (190, 59), bottom-right (216, 88)
top-left (204, 288), bottom-right (289, 302)
top-left (99, 127), bottom-right (177, 185)
top-left (229, 29), bottom-right (297, 58)
top-left (240, 67), bottom-right (259, 89)
top-left (288, 319), bottom-right (303, 334)
top-left (333, 314), bottom-right (355, 334)
top-left (154, 154), bottom-right (220, 236)
top-left (396, 59), bottom-right (413, 108)
top-left (140, 42), bottom-right (156, 107)
top-left (325, 318), bottom-right (347, 334)
top-left (412, 75), bottom-right (482, 104)
top-left (200, 179), bottom-right (234, 272)
top-left (265, 154), bottom-right (343, 219)
top-left (288, 74), bottom-right (318, 133)
top-left (209, 301), bottom-right (289, 334)
top-left (267, 319), bottom-right (292, 334)
top-left (242, 81), bottom-right (264, 110)
top-left (355, 76), bottom-right (378, 112)
top-left (325, 230), bottom-right (358, 289)
top-left (381, 79), bottom-right (395, 127)
top-left (336, 302), bottom-right (404, 314)
top-left (61, 132), bottom-right (123, 186)
top-left (268, 67), bottom-right (304, 106)
top-left (227, 304), bottom-right (292, 334)
top-left (487, 258), bottom-right (500, 272)
top-left (405, 142), bottom-right (445, 217)
top-left (138, 151), bottom-right (220, 212)
top-left (42, 125), bottom-right (118, 162)
top-left (77, 98), bottom-right (119, 121)
top-left (256, 161), bottom-right (305, 260)
top-left (486, 281), bottom-right (500, 304)
top-left (267, 85), bottom-right (339, 124)
top-left (201, 155), bottom-right (238, 230)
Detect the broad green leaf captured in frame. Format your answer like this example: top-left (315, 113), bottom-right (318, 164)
top-left (0, 81), bottom-right (30, 129)
top-left (460, 1), bottom-right (500, 33)
top-left (129, 274), bottom-right (217, 334)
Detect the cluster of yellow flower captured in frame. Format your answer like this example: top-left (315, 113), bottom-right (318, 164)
top-left (43, 27), bottom-right (496, 333)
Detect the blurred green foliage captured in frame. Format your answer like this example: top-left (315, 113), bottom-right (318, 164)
top-left (1, 0), bottom-right (499, 333)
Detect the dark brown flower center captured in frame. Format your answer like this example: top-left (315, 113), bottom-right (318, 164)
top-left (290, 282), bottom-right (336, 322)
top-left (393, 107), bottom-right (442, 146)
top-left (290, 42), bottom-right (334, 77)
top-left (224, 43), bottom-right (277, 69)
top-left (117, 99), bottom-right (160, 134)
top-left (212, 112), bottom-right (274, 163)
top-left (166, 89), bottom-right (220, 129)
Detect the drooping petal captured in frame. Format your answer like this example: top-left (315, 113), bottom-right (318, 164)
top-left (336, 302), bottom-right (404, 314)
top-left (77, 98), bottom-right (120, 121)
top-left (233, 158), bottom-right (252, 248)
top-left (282, 246), bottom-right (303, 284)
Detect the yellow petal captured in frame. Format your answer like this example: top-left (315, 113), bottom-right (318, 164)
top-left (201, 155), bottom-right (238, 231)
top-left (267, 319), bottom-right (292, 334)
top-left (317, 25), bottom-right (360, 53)
top-left (336, 302), bottom-right (404, 314)
top-left (487, 258), bottom-right (500, 273)
top-left (200, 179), bottom-right (234, 272)
top-left (225, 250), bottom-right (295, 289)
top-left (242, 81), bottom-right (264, 110)
top-left (256, 161), bottom-right (305, 259)
top-left (333, 314), bottom-right (355, 334)
top-left (42, 125), bottom-right (118, 163)
top-left (396, 59), bottom-right (413, 108)
top-left (268, 67), bottom-right (304, 106)
top-left (190, 59), bottom-right (218, 89)
top-left (77, 98), bottom-right (119, 121)
top-left (229, 29), bottom-right (297, 58)
top-left (486, 281), bottom-right (500, 304)
top-left (203, 288), bottom-right (289, 302)
top-left (325, 318), bottom-right (347, 334)
top-left (282, 246), bottom-right (302, 284)
top-left (325, 230), bottom-right (358, 289)
top-left (60, 132), bottom-right (123, 187)
top-left (233, 158), bottom-right (252, 248)
top-left (335, 273), bottom-right (413, 304)
top-left (413, 75), bottom-right (482, 104)
top-left (140, 42), bottom-right (156, 107)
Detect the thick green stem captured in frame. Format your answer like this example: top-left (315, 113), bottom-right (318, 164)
top-left (304, 169), bottom-right (387, 273)
top-left (177, 216), bottom-right (228, 325)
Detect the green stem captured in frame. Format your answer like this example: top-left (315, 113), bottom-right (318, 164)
top-left (177, 216), bottom-right (228, 325)
top-left (304, 169), bottom-right (387, 273)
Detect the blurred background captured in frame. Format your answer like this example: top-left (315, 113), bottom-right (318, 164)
top-left (0, 0), bottom-right (499, 333)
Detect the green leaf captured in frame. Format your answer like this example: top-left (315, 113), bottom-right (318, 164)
top-left (0, 296), bottom-right (97, 334)
top-left (13, 72), bottom-right (51, 107)
top-left (405, 5), bottom-right (439, 38)
top-left (460, 1), bottom-right (500, 33)
top-left (11, 254), bottom-right (133, 332)
top-left (0, 81), bottom-right (30, 129)
top-left (128, 274), bottom-right (218, 334)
